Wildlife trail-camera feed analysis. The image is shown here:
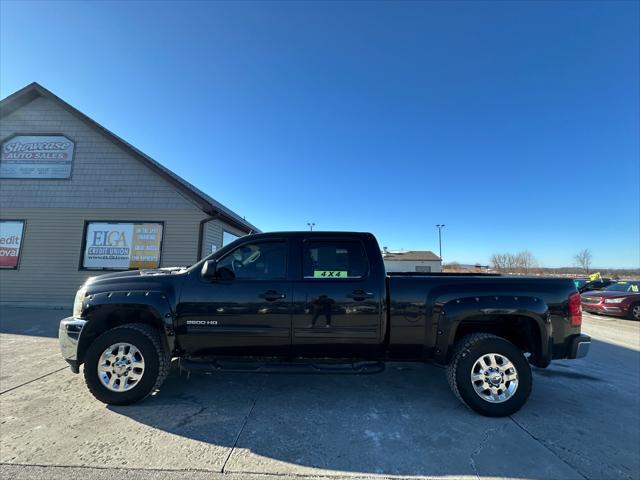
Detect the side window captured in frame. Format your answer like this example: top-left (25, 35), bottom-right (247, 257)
top-left (217, 241), bottom-right (287, 280)
top-left (303, 240), bottom-right (368, 279)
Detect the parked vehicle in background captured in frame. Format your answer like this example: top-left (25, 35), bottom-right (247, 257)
top-left (573, 277), bottom-right (615, 293)
top-left (581, 281), bottom-right (640, 320)
top-left (59, 231), bottom-right (590, 417)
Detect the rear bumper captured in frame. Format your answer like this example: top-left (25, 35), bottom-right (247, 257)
top-left (59, 317), bottom-right (86, 373)
top-left (567, 333), bottom-right (591, 359)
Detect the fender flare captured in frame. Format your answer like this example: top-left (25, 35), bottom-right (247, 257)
top-left (76, 290), bottom-right (175, 364)
top-left (432, 294), bottom-right (551, 365)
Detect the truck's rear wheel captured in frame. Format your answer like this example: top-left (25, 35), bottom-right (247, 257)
top-left (446, 333), bottom-right (532, 417)
top-left (83, 323), bottom-right (170, 405)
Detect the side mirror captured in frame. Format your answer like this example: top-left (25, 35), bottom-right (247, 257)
top-left (201, 259), bottom-right (218, 280)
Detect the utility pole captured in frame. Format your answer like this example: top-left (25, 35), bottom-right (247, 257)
top-left (435, 224), bottom-right (445, 262)
top-left (307, 222), bottom-right (315, 231)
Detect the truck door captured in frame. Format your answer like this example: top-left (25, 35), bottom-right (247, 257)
top-left (291, 237), bottom-right (384, 357)
top-left (176, 239), bottom-right (292, 356)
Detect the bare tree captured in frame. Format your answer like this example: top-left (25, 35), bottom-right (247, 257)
top-left (516, 250), bottom-right (537, 274)
top-left (491, 251), bottom-right (538, 274)
top-left (490, 254), bottom-right (507, 272)
top-left (574, 249), bottom-right (593, 274)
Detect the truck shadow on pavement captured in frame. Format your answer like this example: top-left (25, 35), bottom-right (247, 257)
top-left (105, 338), bottom-right (639, 480)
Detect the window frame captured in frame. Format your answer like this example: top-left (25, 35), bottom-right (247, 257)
top-left (78, 220), bottom-right (165, 271)
top-left (300, 237), bottom-right (370, 281)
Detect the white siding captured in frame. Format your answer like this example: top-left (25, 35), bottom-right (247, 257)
top-left (0, 96), bottom-right (197, 210)
top-left (384, 260), bottom-right (442, 273)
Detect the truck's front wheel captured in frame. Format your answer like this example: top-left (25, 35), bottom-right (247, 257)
top-left (446, 333), bottom-right (532, 417)
top-left (83, 323), bottom-right (171, 405)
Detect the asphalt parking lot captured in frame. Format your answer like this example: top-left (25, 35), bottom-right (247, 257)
top-left (1, 307), bottom-right (638, 480)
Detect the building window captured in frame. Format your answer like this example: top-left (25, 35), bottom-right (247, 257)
top-left (415, 265), bottom-right (431, 272)
top-left (81, 221), bottom-right (164, 270)
top-left (0, 220), bottom-right (25, 269)
top-left (222, 230), bottom-right (240, 246)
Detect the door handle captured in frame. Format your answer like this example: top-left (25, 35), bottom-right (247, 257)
top-left (260, 290), bottom-right (286, 301)
top-left (348, 290), bottom-right (373, 301)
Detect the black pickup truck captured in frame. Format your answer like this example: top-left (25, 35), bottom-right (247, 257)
top-left (59, 231), bottom-right (590, 416)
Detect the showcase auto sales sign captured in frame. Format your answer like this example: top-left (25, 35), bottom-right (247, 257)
top-left (1, 135), bottom-right (75, 179)
top-left (0, 221), bottom-right (25, 268)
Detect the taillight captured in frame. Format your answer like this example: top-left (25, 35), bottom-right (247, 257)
top-left (569, 292), bottom-right (582, 327)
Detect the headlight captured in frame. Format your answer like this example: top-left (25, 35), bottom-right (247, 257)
top-left (604, 297), bottom-right (625, 304)
top-left (73, 286), bottom-right (87, 317)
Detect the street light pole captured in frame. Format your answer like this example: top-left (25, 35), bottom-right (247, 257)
top-left (307, 222), bottom-right (315, 231)
top-left (435, 224), bottom-right (445, 262)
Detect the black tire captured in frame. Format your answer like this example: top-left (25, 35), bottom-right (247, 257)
top-left (83, 323), bottom-right (171, 405)
top-left (628, 303), bottom-right (640, 321)
top-left (446, 333), bottom-right (532, 417)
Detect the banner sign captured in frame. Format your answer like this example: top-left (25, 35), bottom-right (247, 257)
top-left (1, 135), bottom-right (75, 179)
top-left (588, 272), bottom-right (602, 282)
top-left (83, 222), bottom-right (163, 270)
top-left (0, 221), bottom-right (25, 268)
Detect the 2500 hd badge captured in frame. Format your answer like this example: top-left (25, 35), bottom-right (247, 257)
top-left (59, 231), bottom-right (590, 417)
top-left (186, 320), bottom-right (219, 326)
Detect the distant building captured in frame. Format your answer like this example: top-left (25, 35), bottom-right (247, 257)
top-left (382, 250), bottom-right (442, 273)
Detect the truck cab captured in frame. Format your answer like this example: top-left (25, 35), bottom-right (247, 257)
top-left (176, 232), bottom-right (386, 358)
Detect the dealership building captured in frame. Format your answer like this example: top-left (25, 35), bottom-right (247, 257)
top-left (0, 82), bottom-right (258, 306)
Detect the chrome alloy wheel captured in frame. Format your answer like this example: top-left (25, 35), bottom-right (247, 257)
top-left (98, 343), bottom-right (145, 392)
top-left (471, 353), bottom-right (519, 403)
top-left (632, 305), bottom-right (640, 320)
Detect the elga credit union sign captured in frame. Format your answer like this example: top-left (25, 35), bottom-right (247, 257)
top-left (0, 135), bottom-right (75, 179)
top-left (83, 222), bottom-right (164, 270)
top-left (0, 221), bottom-right (25, 268)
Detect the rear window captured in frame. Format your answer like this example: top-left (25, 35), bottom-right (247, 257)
top-left (303, 240), bottom-right (368, 278)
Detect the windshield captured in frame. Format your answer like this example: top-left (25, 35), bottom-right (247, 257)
top-left (604, 282), bottom-right (640, 293)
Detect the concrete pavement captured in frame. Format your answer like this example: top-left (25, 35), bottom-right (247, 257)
top-left (0, 307), bottom-right (638, 480)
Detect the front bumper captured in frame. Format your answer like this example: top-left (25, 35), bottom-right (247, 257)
top-left (582, 303), bottom-right (626, 317)
top-left (567, 333), bottom-right (591, 359)
top-left (59, 317), bottom-right (87, 373)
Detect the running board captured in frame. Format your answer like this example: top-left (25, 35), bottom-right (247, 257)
top-left (179, 358), bottom-right (385, 375)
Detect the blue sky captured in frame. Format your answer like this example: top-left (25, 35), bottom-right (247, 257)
top-left (1, 1), bottom-right (638, 268)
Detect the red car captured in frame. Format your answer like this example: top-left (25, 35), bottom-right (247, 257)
top-left (581, 281), bottom-right (640, 320)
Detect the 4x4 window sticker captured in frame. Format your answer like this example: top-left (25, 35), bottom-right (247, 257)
top-left (313, 270), bottom-right (348, 278)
